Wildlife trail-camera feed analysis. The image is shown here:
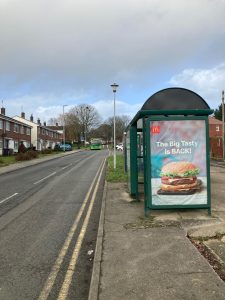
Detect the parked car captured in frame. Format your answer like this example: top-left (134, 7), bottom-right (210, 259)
top-left (54, 144), bottom-right (72, 151)
top-left (116, 143), bottom-right (123, 151)
top-left (61, 144), bottom-right (72, 151)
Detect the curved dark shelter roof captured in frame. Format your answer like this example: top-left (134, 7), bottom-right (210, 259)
top-left (141, 87), bottom-right (210, 110)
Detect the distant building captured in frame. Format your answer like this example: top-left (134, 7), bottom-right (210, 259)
top-left (209, 117), bottom-right (224, 159)
top-left (0, 108), bottom-right (32, 155)
top-left (13, 113), bottom-right (63, 151)
top-left (46, 123), bottom-right (63, 135)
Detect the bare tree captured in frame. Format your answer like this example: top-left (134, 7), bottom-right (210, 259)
top-left (47, 117), bottom-right (61, 126)
top-left (64, 104), bottom-right (101, 143)
top-left (64, 112), bottom-right (80, 142)
top-left (89, 123), bottom-right (112, 143)
top-left (106, 115), bottom-right (131, 143)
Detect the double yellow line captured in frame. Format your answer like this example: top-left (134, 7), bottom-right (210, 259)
top-left (38, 158), bottom-right (106, 300)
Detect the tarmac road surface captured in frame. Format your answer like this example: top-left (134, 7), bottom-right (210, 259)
top-left (0, 149), bottom-right (108, 300)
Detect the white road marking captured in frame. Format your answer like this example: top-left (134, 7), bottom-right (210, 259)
top-left (33, 172), bottom-right (56, 185)
top-left (38, 159), bottom-right (105, 300)
top-left (57, 158), bottom-right (106, 300)
top-left (61, 164), bottom-right (72, 170)
top-left (0, 193), bottom-right (19, 205)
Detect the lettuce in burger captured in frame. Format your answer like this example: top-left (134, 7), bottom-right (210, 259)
top-left (159, 161), bottom-right (200, 193)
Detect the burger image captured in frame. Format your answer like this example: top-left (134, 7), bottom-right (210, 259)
top-left (159, 161), bottom-right (201, 194)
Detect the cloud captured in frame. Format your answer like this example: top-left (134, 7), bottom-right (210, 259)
top-left (169, 63), bottom-right (225, 109)
top-left (1, 0), bottom-right (225, 119)
top-left (93, 99), bottom-right (142, 121)
top-left (1, 0), bottom-right (225, 94)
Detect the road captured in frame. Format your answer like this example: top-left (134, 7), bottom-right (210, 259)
top-left (0, 149), bottom-right (108, 300)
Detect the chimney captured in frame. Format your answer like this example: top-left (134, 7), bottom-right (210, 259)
top-left (1, 107), bottom-right (5, 115)
top-left (44, 121), bottom-right (46, 126)
top-left (21, 112), bottom-right (25, 118)
top-left (30, 114), bottom-right (34, 122)
top-left (37, 118), bottom-right (41, 125)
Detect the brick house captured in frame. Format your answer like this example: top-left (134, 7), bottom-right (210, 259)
top-left (13, 113), bottom-right (63, 151)
top-left (209, 117), bottom-right (224, 159)
top-left (46, 124), bottom-right (63, 136)
top-left (0, 108), bottom-right (32, 155)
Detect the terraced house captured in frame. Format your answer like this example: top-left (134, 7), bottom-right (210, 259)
top-left (13, 113), bottom-right (63, 151)
top-left (0, 107), bottom-right (32, 155)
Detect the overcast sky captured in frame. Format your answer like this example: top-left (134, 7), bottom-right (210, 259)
top-left (1, 0), bottom-right (225, 123)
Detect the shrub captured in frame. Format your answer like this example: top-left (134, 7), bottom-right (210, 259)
top-left (15, 152), bottom-right (29, 161)
top-left (15, 150), bottom-right (38, 161)
top-left (41, 149), bottom-right (53, 154)
top-left (28, 150), bottom-right (38, 159)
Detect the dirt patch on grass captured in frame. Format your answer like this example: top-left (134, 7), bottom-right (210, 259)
top-left (189, 238), bottom-right (225, 282)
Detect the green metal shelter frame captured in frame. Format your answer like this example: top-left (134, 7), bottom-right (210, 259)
top-left (125, 88), bottom-right (213, 215)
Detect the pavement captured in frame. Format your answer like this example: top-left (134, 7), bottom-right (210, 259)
top-left (89, 163), bottom-right (225, 300)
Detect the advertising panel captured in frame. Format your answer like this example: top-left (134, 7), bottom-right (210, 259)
top-left (150, 119), bottom-right (208, 206)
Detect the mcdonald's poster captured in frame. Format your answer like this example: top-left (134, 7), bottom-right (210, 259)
top-left (150, 119), bottom-right (208, 206)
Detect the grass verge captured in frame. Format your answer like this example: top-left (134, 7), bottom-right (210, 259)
top-left (106, 154), bottom-right (127, 182)
top-left (0, 156), bottom-right (16, 166)
top-left (0, 151), bottom-right (62, 167)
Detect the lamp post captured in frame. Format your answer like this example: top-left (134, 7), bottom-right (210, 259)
top-left (222, 90), bottom-right (224, 161)
top-left (63, 105), bottom-right (68, 152)
top-left (111, 83), bottom-right (119, 169)
top-left (84, 106), bottom-right (89, 147)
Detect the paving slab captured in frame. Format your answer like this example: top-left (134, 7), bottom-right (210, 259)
top-left (188, 223), bottom-right (225, 239)
top-left (204, 240), bottom-right (225, 264)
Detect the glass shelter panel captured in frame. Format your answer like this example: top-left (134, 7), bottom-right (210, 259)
top-left (126, 130), bottom-right (131, 192)
top-left (149, 119), bottom-right (208, 206)
top-left (137, 132), bottom-right (144, 184)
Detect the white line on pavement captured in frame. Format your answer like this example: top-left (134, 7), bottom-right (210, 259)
top-left (0, 193), bottom-right (19, 205)
top-left (33, 172), bottom-right (56, 185)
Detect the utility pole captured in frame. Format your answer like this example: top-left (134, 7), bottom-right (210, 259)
top-left (63, 105), bottom-right (68, 152)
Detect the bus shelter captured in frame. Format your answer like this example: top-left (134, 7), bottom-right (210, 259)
top-left (125, 88), bottom-right (213, 215)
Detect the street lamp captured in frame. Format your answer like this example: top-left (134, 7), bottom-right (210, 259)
top-left (63, 105), bottom-right (68, 152)
top-left (222, 90), bottom-right (224, 161)
top-left (111, 83), bottom-right (119, 169)
top-left (85, 106), bottom-right (90, 147)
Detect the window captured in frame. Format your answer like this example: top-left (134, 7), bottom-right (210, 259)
top-left (6, 121), bottom-right (10, 131)
top-left (26, 127), bottom-right (31, 135)
top-left (14, 123), bottom-right (19, 132)
top-left (26, 142), bottom-right (31, 148)
top-left (14, 140), bottom-right (18, 150)
top-left (20, 126), bottom-right (25, 134)
top-left (216, 126), bottom-right (220, 132)
top-left (0, 119), bottom-right (2, 129)
top-left (0, 139), bottom-right (2, 149)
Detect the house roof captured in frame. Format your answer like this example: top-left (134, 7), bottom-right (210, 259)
top-left (208, 117), bottom-right (224, 125)
top-left (0, 114), bottom-right (32, 127)
top-left (46, 125), bottom-right (63, 130)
